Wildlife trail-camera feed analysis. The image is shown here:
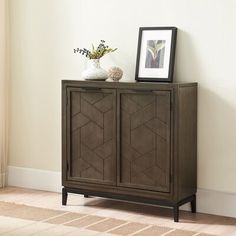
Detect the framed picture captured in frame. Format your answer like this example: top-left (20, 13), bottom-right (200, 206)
top-left (135, 27), bottom-right (177, 82)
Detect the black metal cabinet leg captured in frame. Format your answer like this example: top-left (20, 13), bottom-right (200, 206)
top-left (62, 187), bottom-right (68, 205)
top-left (173, 205), bottom-right (179, 222)
top-left (191, 194), bottom-right (196, 213)
top-left (84, 195), bottom-right (89, 198)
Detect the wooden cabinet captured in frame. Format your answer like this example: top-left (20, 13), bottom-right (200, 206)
top-left (62, 81), bottom-right (197, 222)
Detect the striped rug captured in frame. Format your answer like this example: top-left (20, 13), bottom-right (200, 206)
top-left (0, 201), bottom-right (216, 236)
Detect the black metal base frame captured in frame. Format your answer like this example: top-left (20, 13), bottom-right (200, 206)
top-left (62, 187), bottom-right (196, 222)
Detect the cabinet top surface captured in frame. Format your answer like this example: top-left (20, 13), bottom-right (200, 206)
top-left (62, 80), bottom-right (197, 89)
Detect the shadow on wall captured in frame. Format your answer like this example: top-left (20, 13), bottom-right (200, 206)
top-left (198, 83), bottom-right (236, 191)
top-left (174, 29), bottom-right (205, 83)
top-left (174, 30), bottom-right (236, 192)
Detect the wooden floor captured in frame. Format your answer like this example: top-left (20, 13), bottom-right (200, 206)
top-left (0, 187), bottom-right (235, 235)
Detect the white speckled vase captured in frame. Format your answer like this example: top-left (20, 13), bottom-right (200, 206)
top-left (82, 59), bottom-right (108, 81)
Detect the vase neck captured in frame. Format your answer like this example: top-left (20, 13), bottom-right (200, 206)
top-left (89, 59), bottom-right (100, 69)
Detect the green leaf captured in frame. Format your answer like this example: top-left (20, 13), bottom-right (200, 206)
top-left (147, 45), bottom-right (156, 60)
top-left (77, 41), bottom-right (117, 59)
top-left (154, 42), bottom-right (165, 53)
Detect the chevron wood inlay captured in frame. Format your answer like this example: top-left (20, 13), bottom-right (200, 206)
top-left (70, 90), bottom-right (116, 185)
top-left (120, 91), bottom-right (171, 192)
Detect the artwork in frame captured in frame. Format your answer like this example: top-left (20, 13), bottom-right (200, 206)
top-left (135, 27), bottom-right (177, 82)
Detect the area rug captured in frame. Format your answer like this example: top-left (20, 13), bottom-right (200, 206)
top-left (0, 201), bottom-right (215, 236)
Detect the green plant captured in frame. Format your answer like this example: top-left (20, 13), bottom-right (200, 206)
top-left (74, 40), bottom-right (117, 59)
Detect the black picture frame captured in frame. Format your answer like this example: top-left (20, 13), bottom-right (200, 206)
top-left (135, 27), bottom-right (177, 82)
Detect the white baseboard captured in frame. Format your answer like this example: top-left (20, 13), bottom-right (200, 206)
top-left (181, 189), bottom-right (236, 218)
top-left (196, 188), bottom-right (236, 218)
top-left (8, 166), bottom-right (61, 193)
top-left (7, 165), bottom-right (236, 218)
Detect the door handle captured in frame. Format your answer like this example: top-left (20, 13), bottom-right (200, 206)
top-left (79, 87), bottom-right (102, 92)
top-left (129, 89), bottom-right (154, 93)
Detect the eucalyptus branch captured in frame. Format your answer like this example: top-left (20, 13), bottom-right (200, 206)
top-left (74, 40), bottom-right (117, 59)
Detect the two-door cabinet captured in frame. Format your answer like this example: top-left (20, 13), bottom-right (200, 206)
top-left (62, 80), bottom-right (197, 222)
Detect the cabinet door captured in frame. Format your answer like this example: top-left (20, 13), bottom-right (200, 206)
top-left (67, 88), bottom-right (116, 185)
top-left (118, 90), bottom-right (171, 192)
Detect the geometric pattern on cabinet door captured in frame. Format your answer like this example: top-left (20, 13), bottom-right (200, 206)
top-left (120, 91), bottom-right (171, 192)
top-left (70, 90), bottom-right (116, 185)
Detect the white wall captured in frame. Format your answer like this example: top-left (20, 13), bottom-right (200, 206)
top-left (9, 0), bottom-right (236, 194)
top-left (0, 0), bottom-right (6, 78)
top-left (0, 0), bottom-right (7, 109)
top-left (0, 0), bottom-right (8, 187)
